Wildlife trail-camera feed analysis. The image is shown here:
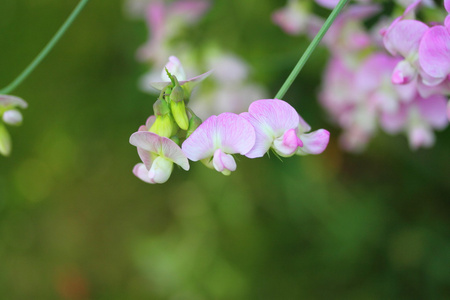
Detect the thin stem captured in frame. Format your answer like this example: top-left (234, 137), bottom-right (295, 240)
top-left (275, 0), bottom-right (349, 99)
top-left (0, 0), bottom-right (90, 95)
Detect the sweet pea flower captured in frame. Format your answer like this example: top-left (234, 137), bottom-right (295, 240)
top-left (149, 56), bottom-right (212, 94)
top-left (272, 0), bottom-right (311, 35)
top-left (130, 131), bottom-right (190, 184)
top-left (241, 99), bottom-right (329, 158)
top-left (182, 113), bottom-right (255, 175)
top-left (0, 95), bottom-right (28, 156)
top-left (135, 0), bottom-right (210, 63)
top-left (323, 4), bottom-right (381, 58)
top-left (380, 94), bottom-right (448, 149)
top-left (418, 20), bottom-right (450, 85)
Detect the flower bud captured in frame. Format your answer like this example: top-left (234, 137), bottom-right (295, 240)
top-left (153, 99), bottom-right (170, 116)
top-left (149, 114), bottom-right (177, 138)
top-left (0, 123), bottom-right (11, 156)
top-left (2, 109), bottom-right (23, 126)
top-left (170, 100), bottom-right (189, 130)
top-left (186, 115), bottom-right (202, 138)
top-left (170, 84), bottom-right (184, 103)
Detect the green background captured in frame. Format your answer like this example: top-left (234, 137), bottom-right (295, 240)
top-left (1, 0), bottom-right (449, 299)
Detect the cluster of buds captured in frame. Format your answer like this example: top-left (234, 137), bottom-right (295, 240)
top-left (0, 95), bottom-right (27, 156)
top-left (130, 57), bottom-right (330, 184)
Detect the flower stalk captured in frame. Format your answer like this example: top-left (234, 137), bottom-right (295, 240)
top-left (275, 0), bottom-right (349, 99)
top-left (0, 0), bottom-right (90, 94)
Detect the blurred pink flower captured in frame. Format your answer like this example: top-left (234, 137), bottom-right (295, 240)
top-left (137, 0), bottom-right (210, 63)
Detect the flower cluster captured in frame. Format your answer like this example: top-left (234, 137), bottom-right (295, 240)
top-left (273, 0), bottom-right (449, 151)
top-left (0, 95), bottom-right (27, 156)
top-left (130, 57), bottom-right (329, 183)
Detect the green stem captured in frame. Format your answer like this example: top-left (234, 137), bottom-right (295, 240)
top-left (0, 0), bottom-right (90, 95)
top-left (275, 0), bottom-right (349, 99)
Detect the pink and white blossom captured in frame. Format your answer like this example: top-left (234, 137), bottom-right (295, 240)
top-left (182, 113), bottom-right (255, 175)
top-left (241, 99), bottom-right (329, 158)
top-left (130, 131), bottom-right (190, 184)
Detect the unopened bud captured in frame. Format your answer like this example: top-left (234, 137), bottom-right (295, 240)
top-left (170, 101), bottom-right (189, 130)
top-left (149, 114), bottom-right (176, 138)
top-left (170, 84), bottom-right (184, 103)
top-left (153, 99), bottom-right (170, 116)
top-left (0, 123), bottom-right (11, 156)
top-left (186, 115), bottom-right (202, 138)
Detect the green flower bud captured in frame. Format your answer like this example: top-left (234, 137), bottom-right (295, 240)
top-left (0, 123), bottom-right (11, 156)
top-left (153, 99), bottom-right (170, 116)
top-left (149, 114), bottom-right (177, 138)
top-left (170, 84), bottom-right (184, 103)
top-left (170, 100), bottom-right (189, 130)
top-left (186, 115), bottom-right (202, 138)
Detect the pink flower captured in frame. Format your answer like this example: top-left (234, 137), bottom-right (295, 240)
top-left (272, 0), bottom-right (310, 35)
top-left (380, 94), bottom-right (449, 149)
top-left (129, 131), bottom-right (190, 184)
top-left (241, 99), bottom-right (329, 158)
top-left (182, 113), bottom-right (255, 175)
top-left (383, 19), bottom-right (429, 85)
top-left (323, 4), bottom-right (380, 55)
top-left (136, 0), bottom-right (210, 63)
top-left (418, 24), bottom-right (450, 85)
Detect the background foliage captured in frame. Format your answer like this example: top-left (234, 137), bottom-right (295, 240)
top-left (0, 0), bottom-right (449, 299)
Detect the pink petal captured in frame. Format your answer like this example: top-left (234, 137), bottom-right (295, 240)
top-left (380, 106), bottom-right (408, 134)
top-left (137, 147), bottom-right (154, 170)
top-left (297, 129), bottom-right (330, 155)
top-left (130, 131), bottom-right (189, 170)
top-left (212, 148), bottom-right (236, 172)
top-left (315, 0), bottom-right (338, 9)
top-left (416, 95), bottom-right (449, 129)
top-left (273, 128), bottom-right (302, 157)
top-left (240, 112), bottom-right (274, 158)
top-left (170, 0), bottom-right (210, 22)
top-left (161, 56), bottom-right (186, 81)
top-left (182, 115), bottom-right (217, 161)
top-left (419, 25), bottom-right (450, 80)
top-left (160, 137), bottom-right (190, 170)
top-left (0, 95), bottom-right (28, 108)
top-left (150, 70), bottom-right (213, 91)
top-left (242, 99), bottom-right (299, 158)
top-left (182, 113), bottom-right (255, 160)
top-left (130, 131), bottom-right (161, 153)
top-left (215, 113), bottom-right (255, 155)
top-left (133, 163), bottom-right (152, 183)
top-left (384, 20), bottom-right (428, 58)
top-left (445, 0), bottom-right (450, 13)
top-left (392, 60), bottom-right (417, 84)
top-left (408, 126), bottom-right (434, 149)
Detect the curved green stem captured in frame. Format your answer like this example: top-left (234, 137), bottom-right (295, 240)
top-left (0, 0), bottom-right (90, 95)
top-left (275, 0), bottom-right (349, 100)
